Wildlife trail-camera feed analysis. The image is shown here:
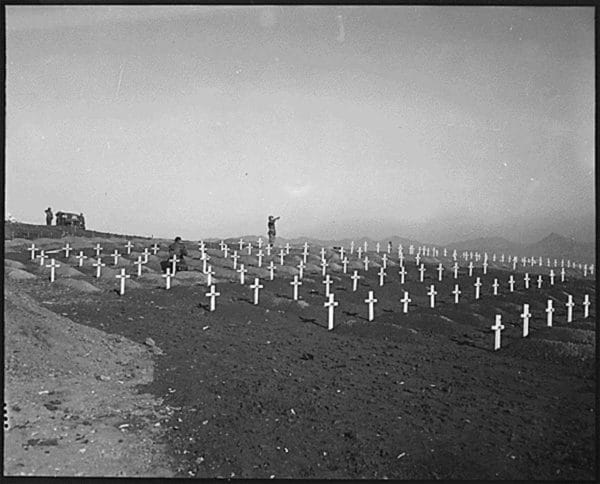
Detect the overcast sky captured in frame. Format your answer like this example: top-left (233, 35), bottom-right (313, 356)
top-left (5, 6), bottom-right (595, 244)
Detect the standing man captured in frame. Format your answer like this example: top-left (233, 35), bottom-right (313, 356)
top-left (161, 236), bottom-right (188, 272)
top-left (79, 213), bottom-right (86, 230)
top-left (45, 207), bottom-right (53, 226)
top-left (267, 215), bottom-right (281, 248)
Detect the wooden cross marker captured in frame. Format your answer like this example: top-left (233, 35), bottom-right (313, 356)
top-left (198, 241), bottom-right (205, 254)
top-left (238, 238), bottom-right (244, 251)
top-left (415, 253), bottom-right (421, 266)
top-left (28, 243), bottom-right (37, 260)
top-left (116, 268), bottom-right (130, 295)
top-left (93, 258), bottom-right (106, 278)
top-left (378, 267), bottom-right (386, 287)
top-left (325, 293), bottom-right (339, 331)
top-left (545, 299), bottom-right (554, 327)
top-left (565, 295), bottom-right (574, 322)
top-left (492, 278), bottom-right (499, 296)
top-left (323, 274), bottom-right (333, 297)
top-left (205, 285), bottom-right (220, 311)
top-left (206, 265), bottom-right (215, 286)
top-left (567, 260), bottom-right (571, 268)
top-left (94, 244), bottom-right (103, 257)
top-left (590, 264), bottom-right (594, 275)
top-left (452, 284), bottom-right (461, 304)
top-left (201, 253), bottom-right (209, 274)
top-left (560, 259), bottom-right (564, 268)
top-left (492, 253), bottom-right (496, 262)
top-left (356, 247), bottom-right (363, 259)
top-left (538, 256), bottom-right (542, 266)
top-left (521, 304), bottom-right (531, 337)
top-left (247, 243), bottom-right (252, 255)
top-left (265, 244), bottom-right (271, 257)
top-left (482, 261), bottom-right (488, 275)
top-left (401, 291), bottom-right (411, 313)
top-left (268, 261), bottom-right (275, 281)
top-left (549, 270), bottom-right (555, 285)
top-left (452, 249), bottom-right (457, 261)
top-left (142, 248), bottom-right (150, 264)
top-left (297, 261), bottom-right (305, 279)
top-left (536, 275), bottom-right (543, 289)
top-left (321, 259), bottom-right (329, 277)
top-left (468, 261), bottom-right (474, 277)
top-left (524, 273), bottom-right (530, 289)
top-left (62, 243), bottom-right (72, 258)
top-left (134, 256), bottom-right (144, 276)
top-left (398, 266), bottom-right (406, 284)
top-left (75, 251), bottom-right (88, 267)
top-left (223, 245), bottom-right (230, 259)
top-left (453, 262), bottom-right (459, 279)
top-left (37, 250), bottom-right (47, 266)
top-left (151, 243), bottom-right (160, 255)
top-left (381, 253), bottom-right (388, 269)
top-left (508, 275), bottom-right (515, 292)
top-left (46, 258), bottom-right (60, 282)
top-left (583, 295), bottom-right (590, 318)
top-left (408, 245), bottom-right (414, 255)
top-left (279, 249), bottom-right (285, 266)
top-left (501, 254), bottom-right (505, 263)
top-left (387, 242), bottom-right (392, 254)
top-left (237, 264), bottom-right (247, 285)
top-left (474, 277), bottom-right (482, 300)
top-left (398, 253), bottom-right (404, 266)
top-left (162, 268), bottom-right (172, 289)
top-left (285, 243), bottom-right (291, 255)
top-left (560, 267), bottom-right (566, 283)
top-left (257, 237), bottom-right (263, 249)
top-left (303, 242), bottom-right (309, 254)
top-left (257, 249), bottom-right (264, 268)
top-left (427, 284), bottom-right (437, 308)
top-left (232, 251), bottom-right (240, 270)
top-left (364, 291), bottom-right (377, 322)
top-left (443, 248), bottom-right (448, 258)
top-left (491, 315), bottom-right (505, 350)
top-left (342, 257), bottom-right (349, 274)
top-left (547, 258), bottom-right (551, 267)
top-left (290, 275), bottom-right (302, 300)
top-left (398, 245), bottom-right (403, 258)
top-left (437, 263), bottom-right (444, 282)
top-left (320, 247), bottom-right (326, 260)
top-left (363, 256), bottom-right (369, 271)
top-left (250, 278), bottom-right (263, 305)
top-left (418, 264), bottom-right (426, 283)
top-left (376, 242), bottom-right (380, 254)
top-left (583, 265), bottom-right (587, 277)
top-left (112, 249), bottom-right (121, 266)
top-left (512, 258), bottom-right (517, 271)
top-left (219, 240), bottom-right (226, 252)
top-left (363, 241), bottom-right (368, 253)
top-left (350, 241), bottom-right (355, 254)
top-left (351, 270), bottom-right (361, 292)
top-left (125, 241), bottom-right (134, 255)
top-left (170, 255), bottom-right (180, 276)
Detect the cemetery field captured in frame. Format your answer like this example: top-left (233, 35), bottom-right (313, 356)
top-left (3, 236), bottom-right (596, 479)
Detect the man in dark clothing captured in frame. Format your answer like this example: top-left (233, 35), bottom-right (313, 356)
top-left (267, 215), bottom-right (280, 248)
top-left (161, 236), bottom-right (188, 272)
top-left (79, 213), bottom-right (86, 230)
top-left (45, 207), bottom-right (53, 226)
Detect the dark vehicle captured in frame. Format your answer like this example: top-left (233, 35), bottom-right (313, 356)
top-left (55, 211), bottom-right (85, 229)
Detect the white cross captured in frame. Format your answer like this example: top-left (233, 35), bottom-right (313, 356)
top-left (365, 291), bottom-right (377, 322)
top-left (482, 261), bottom-right (488, 275)
top-left (112, 249), bottom-right (121, 266)
top-left (125, 241), bottom-right (134, 255)
top-left (381, 253), bottom-right (388, 269)
top-left (279, 249), bottom-right (285, 266)
top-left (565, 294), bottom-right (574, 323)
top-left (398, 245), bottom-right (403, 258)
top-left (75, 251), bottom-right (88, 267)
top-left (223, 244), bottom-right (230, 258)
top-left (492, 278), bottom-right (499, 296)
top-left (267, 260), bottom-right (275, 280)
top-left (237, 264), bottom-right (247, 285)
top-left (247, 243), bottom-right (252, 255)
top-left (363, 241), bottom-right (368, 253)
top-left (398, 253), bottom-right (404, 266)
top-left (443, 248), bottom-right (447, 258)
top-left (418, 264), bottom-right (425, 283)
top-left (501, 254), bottom-right (505, 263)
top-left (356, 247), bottom-right (363, 259)
top-left (232, 251), bottom-right (240, 270)
top-left (415, 253), bottom-right (421, 266)
top-left (553, 258), bottom-right (557, 267)
top-left (134, 256), bottom-right (144, 277)
top-left (398, 266), bottom-right (406, 284)
top-left (93, 258), bottom-right (106, 278)
top-left (583, 294), bottom-right (590, 318)
top-left (290, 275), bottom-right (302, 300)
top-left (538, 256), bottom-right (542, 266)
top-left (363, 256), bottom-right (369, 271)
top-left (378, 267), bottom-right (386, 287)
top-left (46, 258), bottom-right (60, 282)
top-left (545, 299), bottom-right (554, 327)
top-left (536, 275), bottom-right (543, 289)
top-left (437, 263), bottom-right (444, 282)
top-left (62, 243), bottom-right (72, 258)
top-left (285, 243), bottom-right (290, 255)
top-left (387, 242), bottom-right (392, 254)
top-left (116, 268), bottom-right (130, 296)
top-left (250, 278), bottom-right (263, 305)
top-left (170, 254), bottom-right (180, 276)
top-left (27, 243), bottom-right (37, 260)
top-left (409, 245), bottom-right (414, 255)
top-left (198, 241), bottom-right (205, 253)
top-left (297, 261), bottom-right (305, 279)
top-left (151, 243), bottom-right (160, 255)
top-left (320, 247), bottom-right (326, 260)
top-left (342, 257), bottom-right (349, 274)
top-left (492, 253), bottom-right (496, 262)
top-left (162, 268), bottom-right (172, 289)
top-left (94, 244), bottom-right (103, 257)
top-left (239, 238), bottom-right (244, 251)
top-left (468, 261), bottom-right (474, 277)
top-left (508, 275), bottom-right (515, 292)
top-left (560, 259), bottom-right (564, 267)
top-left (474, 277), bottom-right (482, 300)
top-left (37, 250), bottom-right (47, 266)
top-left (205, 265), bottom-right (215, 286)
top-left (583, 264), bottom-right (587, 277)
top-left (321, 259), bottom-right (329, 277)
top-left (452, 249), bottom-right (457, 261)
top-left (453, 262), bottom-right (459, 279)
top-left (427, 284), bottom-right (437, 308)
top-left (219, 240), bottom-right (226, 252)
top-left (323, 274), bottom-right (333, 297)
top-left (201, 252), bottom-right (209, 273)
top-left (325, 293), bottom-right (339, 331)
top-left (400, 291), bottom-right (411, 313)
top-left (351, 270), bottom-right (361, 292)
top-left (567, 260), bottom-right (571, 268)
top-left (512, 258), bottom-right (517, 271)
top-left (257, 237), bottom-right (263, 249)
top-left (491, 315), bottom-right (505, 351)
top-left (265, 245), bottom-right (271, 257)
top-left (524, 273), bottom-right (530, 289)
top-left (376, 242), bottom-right (380, 254)
top-left (303, 242), bottom-right (309, 254)
top-left (560, 267), bottom-right (565, 283)
top-left (142, 248), bottom-right (150, 264)
top-left (521, 303), bottom-right (531, 337)
top-left (590, 264), bottom-right (594, 275)
top-left (549, 270), bottom-right (555, 285)
top-left (452, 284), bottom-right (461, 304)
top-left (257, 249), bottom-right (264, 268)
top-left (349, 241), bottom-right (355, 254)
top-left (205, 285), bottom-right (220, 311)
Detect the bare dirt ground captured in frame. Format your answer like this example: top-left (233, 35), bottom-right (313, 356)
top-left (4, 236), bottom-right (596, 479)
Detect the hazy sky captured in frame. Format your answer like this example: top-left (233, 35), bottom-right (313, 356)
top-left (5, 6), bottom-right (595, 244)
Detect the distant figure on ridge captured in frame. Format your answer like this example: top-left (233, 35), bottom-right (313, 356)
top-left (267, 215), bottom-right (281, 247)
top-left (79, 213), bottom-right (86, 230)
top-left (161, 236), bottom-right (188, 272)
top-left (45, 207), bottom-right (53, 226)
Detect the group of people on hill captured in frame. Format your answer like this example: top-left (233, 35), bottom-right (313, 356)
top-left (44, 207), bottom-right (85, 229)
top-left (160, 215), bottom-right (281, 273)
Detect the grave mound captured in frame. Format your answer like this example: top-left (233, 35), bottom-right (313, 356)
top-left (505, 338), bottom-right (595, 368)
top-left (5, 238), bottom-right (32, 249)
top-left (56, 278), bottom-right (101, 293)
top-left (246, 267), bottom-right (270, 279)
top-left (5, 268), bottom-right (38, 281)
top-left (55, 265), bottom-right (86, 278)
top-left (5, 259), bottom-right (27, 270)
top-left (138, 273), bottom-right (183, 287)
top-left (277, 265), bottom-right (298, 276)
top-left (173, 272), bottom-right (211, 284)
top-left (537, 327), bottom-right (595, 345)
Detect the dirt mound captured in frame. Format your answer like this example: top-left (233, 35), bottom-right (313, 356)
top-left (55, 278), bottom-right (101, 293)
top-left (5, 259), bottom-right (27, 270)
top-left (173, 272), bottom-right (210, 284)
top-left (5, 269), bottom-right (38, 281)
top-left (538, 327), bottom-right (595, 345)
top-left (138, 273), bottom-right (182, 287)
top-left (504, 337), bottom-right (595, 368)
top-left (4, 238), bottom-right (33, 250)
